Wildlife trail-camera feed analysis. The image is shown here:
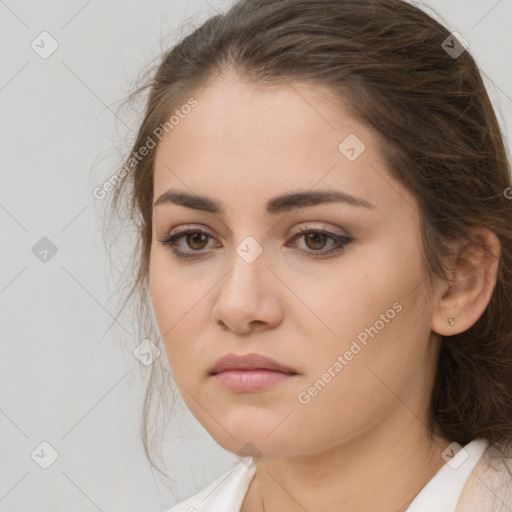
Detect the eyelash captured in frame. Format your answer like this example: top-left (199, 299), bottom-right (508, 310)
top-left (157, 226), bottom-right (352, 260)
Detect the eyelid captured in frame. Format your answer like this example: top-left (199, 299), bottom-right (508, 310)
top-left (289, 222), bottom-right (350, 238)
top-left (161, 221), bottom-right (349, 244)
top-left (157, 221), bottom-right (353, 260)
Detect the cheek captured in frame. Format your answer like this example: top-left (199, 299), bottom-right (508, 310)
top-left (148, 248), bottom-right (210, 376)
top-left (149, 250), bottom-right (173, 331)
top-left (287, 238), bottom-right (420, 346)
top-left (149, 250), bottom-right (184, 363)
top-left (289, 236), bottom-right (429, 400)
top-left (149, 247), bottom-right (194, 330)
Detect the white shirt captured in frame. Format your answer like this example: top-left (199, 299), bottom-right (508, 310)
top-left (165, 438), bottom-right (494, 512)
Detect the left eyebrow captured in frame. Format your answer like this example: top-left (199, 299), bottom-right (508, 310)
top-left (152, 189), bottom-right (376, 215)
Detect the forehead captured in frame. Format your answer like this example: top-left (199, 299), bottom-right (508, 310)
top-left (157, 70), bottom-right (366, 156)
top-left (152, 71), bottom-right (411, 219)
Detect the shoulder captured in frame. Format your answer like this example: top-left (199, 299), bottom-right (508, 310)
top-left (456, 440), bottom-right (512, 512)
top-left (163, 458), bottom-right (256, 512)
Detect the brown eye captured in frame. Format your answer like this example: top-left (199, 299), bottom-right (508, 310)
top-left (286, 228), bottom-right (352, 259)
top-left (186, 232), bottom-right (209, 250)
top-left (158, 226), bottom-right (352, 260)
top-left (304, 232), bottom-right (328, 250)
top-left (157, 228), bottom-right (216, 259)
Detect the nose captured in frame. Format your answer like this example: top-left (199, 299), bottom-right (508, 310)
top-left (211, 243), bottom-right (284, 334)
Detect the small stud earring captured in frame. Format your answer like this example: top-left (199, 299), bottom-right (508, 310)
top-left (448, 317), bottom-right (455, 326)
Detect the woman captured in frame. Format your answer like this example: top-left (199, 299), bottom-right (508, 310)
top-left (105, 0), bottom-right (512, 510)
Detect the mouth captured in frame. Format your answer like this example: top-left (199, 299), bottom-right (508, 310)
top-left (210, 353), bottom-right (299, 392)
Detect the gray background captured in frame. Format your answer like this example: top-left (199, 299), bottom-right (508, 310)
top-left (0, 0), bottom-right (511, 510)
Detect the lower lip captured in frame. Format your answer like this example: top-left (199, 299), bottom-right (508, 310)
top-left (212, 369), bottom-right (297, 392)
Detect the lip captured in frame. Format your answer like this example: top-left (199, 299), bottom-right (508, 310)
top-left (210, 353), bottom-right (299, 392)
top-left (210, 353), bottom-right (298, 374)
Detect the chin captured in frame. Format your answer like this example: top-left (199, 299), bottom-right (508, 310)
top-left (206, 423), bottom-right (302, 459)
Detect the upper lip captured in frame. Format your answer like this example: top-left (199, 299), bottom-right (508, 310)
top-left (210, 353), bottom-right (298, 375)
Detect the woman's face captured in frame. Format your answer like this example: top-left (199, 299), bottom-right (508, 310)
top-left (149, 70), bottom-right (442, 458)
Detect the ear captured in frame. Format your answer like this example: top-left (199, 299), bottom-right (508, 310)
top-left (431, 226), bottom-right (501, 336)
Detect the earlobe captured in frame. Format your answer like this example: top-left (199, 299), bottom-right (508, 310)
top-left (431, 226), bottom-right (500, 337)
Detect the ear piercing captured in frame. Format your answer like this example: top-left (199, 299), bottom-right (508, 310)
top-left (448, 317), bottom-right (455, 326)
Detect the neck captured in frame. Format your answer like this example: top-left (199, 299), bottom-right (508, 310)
top-left (241, 415), bottom-right (450, 512)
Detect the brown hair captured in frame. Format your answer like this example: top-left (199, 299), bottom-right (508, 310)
top-left (101, 0), bottom-right (512, 479)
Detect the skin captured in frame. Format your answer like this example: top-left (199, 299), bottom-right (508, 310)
top-left (149, 68), bottom-right (500, 512)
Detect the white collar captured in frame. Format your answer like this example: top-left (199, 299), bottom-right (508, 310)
top-left (405, 437), bottom-right (489, 512)
top-left (167, 438), bottom-right (489, 512)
